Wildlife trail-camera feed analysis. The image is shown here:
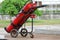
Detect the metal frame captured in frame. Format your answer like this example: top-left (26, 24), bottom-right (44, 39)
top-left (20, 18), bottom-right (34, 38)
top-left (10, 18), bottom-right (34, 38)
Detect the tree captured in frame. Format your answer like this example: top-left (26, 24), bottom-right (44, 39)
top-left (0, 0), bottom-right (42, 16)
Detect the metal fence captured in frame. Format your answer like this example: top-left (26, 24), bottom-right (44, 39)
top-left (0, 14), bottom-right (60, 20)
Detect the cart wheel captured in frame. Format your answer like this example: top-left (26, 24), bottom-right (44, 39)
top-left (20, 28), bottom-right (28, 37)
top-left (30, 33), bottom-right (34, 38)
top-left (10, 29), bottom-right (18, 38)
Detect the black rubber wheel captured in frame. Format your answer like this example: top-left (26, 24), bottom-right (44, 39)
top-left (30, 33), bottom-right (34, 38)
top-left (10, 29), bottom-right (18, 38)
top-left (20, 28), bottom-right (28, 37)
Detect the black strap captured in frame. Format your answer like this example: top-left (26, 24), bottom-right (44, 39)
top-left (11, 23), bottom-right (17, 27)
top-left (11, 23), bottom-right (22, 28)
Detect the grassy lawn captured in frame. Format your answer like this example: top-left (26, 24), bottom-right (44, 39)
top-left (0, 19), bottom-right (60, 28)
top-left (26, 19), bottom-right (60, 25)
top-left (0, 20), bottom-right (10, 28)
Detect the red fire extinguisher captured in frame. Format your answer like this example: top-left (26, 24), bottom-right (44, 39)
top-left (4, 2), bottom-right (47, 33)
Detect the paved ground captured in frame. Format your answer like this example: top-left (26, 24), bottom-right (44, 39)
top-left (0, 25), bottom-right (60, 40)
top-left (5, 34), bottom-right (60, 40)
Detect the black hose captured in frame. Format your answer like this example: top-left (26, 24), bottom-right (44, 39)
top-left (36, 5), bottom-right (47, 8)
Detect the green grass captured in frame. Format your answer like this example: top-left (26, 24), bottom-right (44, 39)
top-left (0, 20), bottom-right (10, 28)
top-left (26, 19), bottom-right (60, 25)
top-left (0, 19), bottom-right (60, 28)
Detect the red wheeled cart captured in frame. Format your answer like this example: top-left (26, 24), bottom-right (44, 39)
top-left (4, 2), bottom-right (47, 38)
